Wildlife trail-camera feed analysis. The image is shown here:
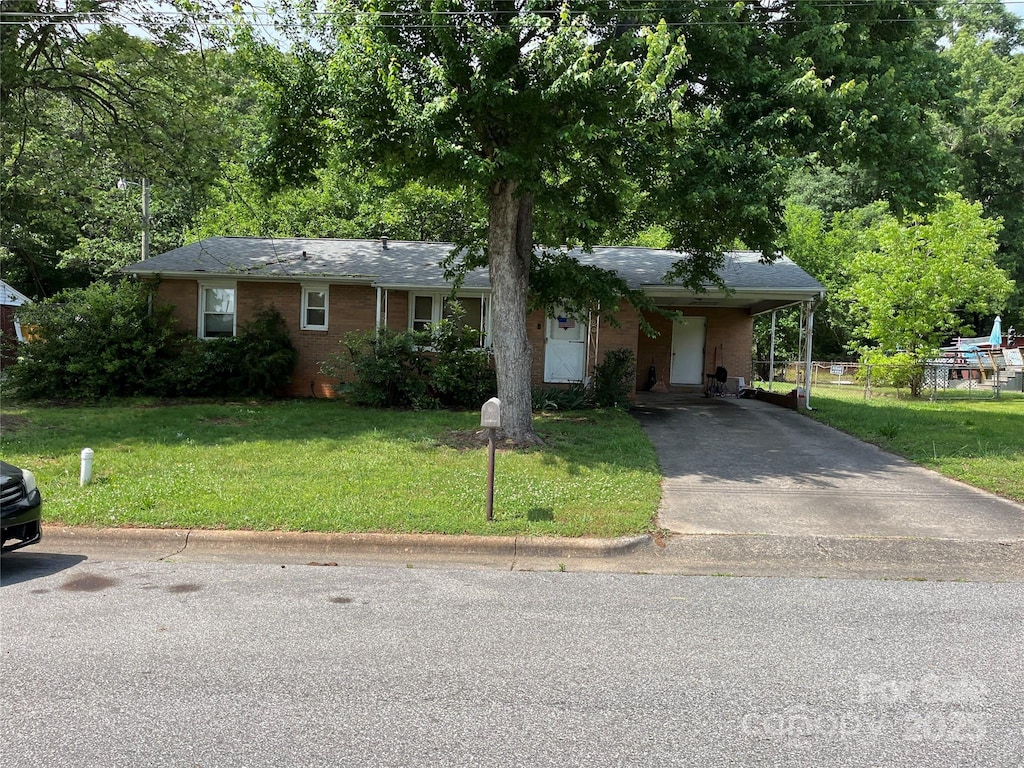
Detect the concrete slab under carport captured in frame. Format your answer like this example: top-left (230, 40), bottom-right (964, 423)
top-left (632, 394), bottom-right (1024, 543)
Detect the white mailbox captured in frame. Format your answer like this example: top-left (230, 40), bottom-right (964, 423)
top-left (480, 397), bottom-right (502, 428)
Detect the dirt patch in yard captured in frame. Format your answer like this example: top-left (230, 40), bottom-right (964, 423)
top-left (437, 429), bottom-right (537, 452)
top-left (0, 413), bottom-right (31, 435)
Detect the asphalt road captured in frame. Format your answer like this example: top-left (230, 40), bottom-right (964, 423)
top-left (3, 552), bottom-right (1023, 767)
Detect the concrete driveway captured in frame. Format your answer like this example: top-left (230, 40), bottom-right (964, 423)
top-left (633, 395), bottom-right (1024, 543)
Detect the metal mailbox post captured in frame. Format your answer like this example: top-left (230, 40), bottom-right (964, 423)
top-left (480, 398), bottom-right (501, 521)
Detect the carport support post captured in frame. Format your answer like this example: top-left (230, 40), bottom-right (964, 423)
top-left (769, 310), bottom-right (777, 389)
top-left (803, 301), bottom-right (816, 410)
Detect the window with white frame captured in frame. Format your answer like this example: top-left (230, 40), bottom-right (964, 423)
top-left (301, 284), bottom-right (329, 331)
top-left (408, 293), bottom-right (489, 347)
top-left (411, 295), bottom-right (434, 332)
top-left (198, 283), bottom-right (236, 339)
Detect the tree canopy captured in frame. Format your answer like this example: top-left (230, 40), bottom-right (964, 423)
top-left (245, 0), bottom-right (953, 440)
top-left (844, 193), bottom-right (1012, 363)
top-left (0, 0), bottom-right (241, 295)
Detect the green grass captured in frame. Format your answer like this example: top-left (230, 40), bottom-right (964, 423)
top-left (802, 387), bottom-right (1024, 503)
top-left (0, 400), bottom-right (661, 537)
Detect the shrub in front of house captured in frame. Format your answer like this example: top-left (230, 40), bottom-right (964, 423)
top-left (222, 307), bottom-right (299, 397)
top-left (9, 282), bottom-right (297, 401)
top-left (531, 383), bottom-right (593, 412)
top-left (8, 280), bottom-right (181, 400)
top-left (529, 349), bottom-right (636, 412)
top-left (323, 313), bottom-right (496, 410)
top-left (590, 348), bottom-right (636, 407)
top-left (154, 306), bottom-right (298, 398)
top-left (425, 303), bottom-right (497, 409)
top-left (324, 329), bottom-right (431, 408)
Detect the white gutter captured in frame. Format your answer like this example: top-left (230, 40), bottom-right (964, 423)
top-left (124, 270), bottom-right (377, 285)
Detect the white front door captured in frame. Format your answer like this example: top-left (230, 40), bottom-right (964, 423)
top-left (544, 311), bottom-right (586, 382)
top-left (670, 316), bottom-right (706, 385)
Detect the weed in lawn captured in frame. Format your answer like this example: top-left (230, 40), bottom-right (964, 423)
top-left (877, 421), bottom-right (902, 441)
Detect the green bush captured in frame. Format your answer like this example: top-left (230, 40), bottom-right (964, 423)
top-left (224, 306), bottom-right (299, 396)
top-left (323, 329), bottom-right (430, 408)
top-left (322, 305), bottom-right (497, 410)
top-left (8, 280), bottom-right (180, 400)
top-left (8, 282), bottom-right (297, 401)
top-left (426, 302), bottom-right (496, 409)
top-left (591, 348), bottom-right (636, 407)
top-left (858, 350), bottom-right (926, 397)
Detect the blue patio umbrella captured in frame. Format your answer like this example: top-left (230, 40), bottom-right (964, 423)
top-left (989, 315), bottom-right (1003, 347)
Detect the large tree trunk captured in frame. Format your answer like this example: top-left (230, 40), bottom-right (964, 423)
top-left (488, 179), bottom-right (541, 445)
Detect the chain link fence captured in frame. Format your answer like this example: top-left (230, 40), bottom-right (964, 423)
top-left (752, 359), bottom-right (1024, 400)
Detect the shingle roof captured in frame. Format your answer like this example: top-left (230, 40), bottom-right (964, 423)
top-left (124, 236), bottom-right (823, 294)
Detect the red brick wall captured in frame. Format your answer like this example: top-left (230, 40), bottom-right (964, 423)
top-left (155, 278), bottom-right (379, 397)
top-left (382, 290), bottom-right (409, 332)
top-left (702, 308), bottom-right (754, 385)
top-left (154, 278), bottom-right (754, 398)
top-left (526, 308), bottom-right (546, 385)
top-left (157, 278), bottom-right (197, 332)
top-left (636, 307), bottom-right (753, 392)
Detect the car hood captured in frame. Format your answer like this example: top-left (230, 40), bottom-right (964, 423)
top-left (1, 461), bottom-right (25, 485)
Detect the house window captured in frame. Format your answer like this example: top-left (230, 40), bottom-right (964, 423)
top-left (444, 296), bottom-right (486, 347)
top-left (199, 283), bottom-right (236, 339)
top-left (301, 285), bottom-right (328, 331)
top-left (409, 293), bottom-right (489, 347)
top-left (412, 295), bottom-right (434, 332)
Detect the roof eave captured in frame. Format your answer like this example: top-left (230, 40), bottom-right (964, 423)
top-left (124, 268), bottom-right (379, 285)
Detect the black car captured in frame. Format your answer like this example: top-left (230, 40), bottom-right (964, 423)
top-left (1, 460), bottom-right (42, 552)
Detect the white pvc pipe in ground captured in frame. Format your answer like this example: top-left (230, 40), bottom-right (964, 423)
top-left (80, 448), bottom-right (94, 486)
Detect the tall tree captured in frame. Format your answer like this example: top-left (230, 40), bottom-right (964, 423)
top-left (0, 1), bottom-right (239, 295)
top-left (253, 1), bottom-right (952, 442)
top-left (781, 201), bottom-right (888, 359)
top-left (939, 0), bottom-right (1024, 327)
top-left (844, 193), bottom-right (1012, 395)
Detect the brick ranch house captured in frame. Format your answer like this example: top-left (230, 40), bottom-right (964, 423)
top-left (124, 237), bottom-right (824, 399)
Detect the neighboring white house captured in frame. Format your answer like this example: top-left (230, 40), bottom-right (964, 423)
top-left (1, 279), bottom-right (31, 369)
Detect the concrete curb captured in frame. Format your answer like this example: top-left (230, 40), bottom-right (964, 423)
top-left (43, 526), bottom-right (651, 560)
top-left (646, 533), bottom-right (1024, 581)
top-left (37, 527), bottom-right (1023, 580)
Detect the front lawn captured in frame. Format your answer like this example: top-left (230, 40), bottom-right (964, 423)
top-left (804, 387), bottom-right (1024, 503)
top-left (0, 400), bottom-right (661, 537)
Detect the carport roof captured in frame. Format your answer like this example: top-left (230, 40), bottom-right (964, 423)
top-left (124, 236), bottom-right (823, 311)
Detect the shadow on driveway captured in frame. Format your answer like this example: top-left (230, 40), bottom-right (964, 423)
top-left (633, 395), bottom-right (1024, 541)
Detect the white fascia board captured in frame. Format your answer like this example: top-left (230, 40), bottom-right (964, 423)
top-left (374, 283), bottom-right (491, 294)
top-left (126, 270), bottom-right (377, 285)
top-left (642, 286), bottom-right (823, 301)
